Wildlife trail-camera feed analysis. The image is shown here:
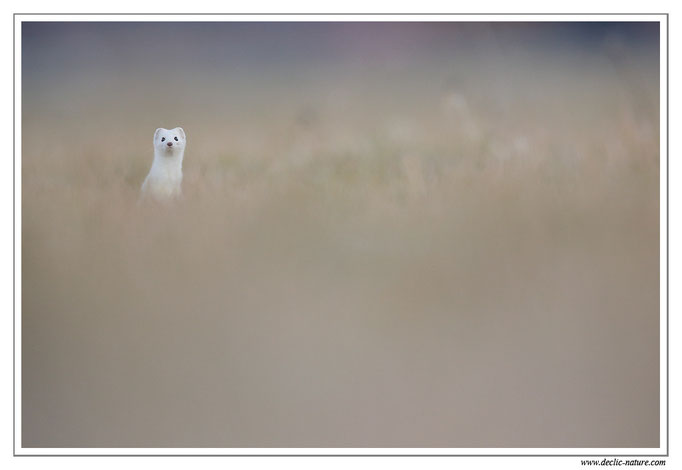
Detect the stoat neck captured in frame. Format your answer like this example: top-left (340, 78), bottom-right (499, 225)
top-left (150, 150), bottom-right (184, 176)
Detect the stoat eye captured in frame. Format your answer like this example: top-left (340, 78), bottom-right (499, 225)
top-left (161, 137), bottom-right (165, 142)
top-left (174, 136), bottom-right (179, 141)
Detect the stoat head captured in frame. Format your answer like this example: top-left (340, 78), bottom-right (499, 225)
top-left (154, 127), bottom-right (186, 156)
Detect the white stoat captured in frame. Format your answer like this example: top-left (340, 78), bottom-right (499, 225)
top-left (140, 127), bottom-right (186, 202)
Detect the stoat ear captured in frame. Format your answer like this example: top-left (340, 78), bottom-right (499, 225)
top-left (174, 127), bottom-right (186, 140)
top-left (154, 128), bottom-right (164, 142)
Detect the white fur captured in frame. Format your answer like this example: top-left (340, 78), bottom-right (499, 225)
top-left (140, 127), bottom-right (186, 202)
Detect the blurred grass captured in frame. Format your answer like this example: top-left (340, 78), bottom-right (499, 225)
top-left (21, 48), bottom-right (660, 447)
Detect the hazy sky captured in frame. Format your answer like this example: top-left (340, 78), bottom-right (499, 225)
top-left (23, 22), bottom-right (659, 76)
top-left (21, 21), bottom-right (660, 134)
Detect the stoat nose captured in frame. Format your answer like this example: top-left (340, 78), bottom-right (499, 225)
top-left (167, 142), bottom-right (173, 147)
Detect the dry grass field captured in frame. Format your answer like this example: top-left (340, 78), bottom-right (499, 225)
top-left (21, 22), bottom-right (660, 448)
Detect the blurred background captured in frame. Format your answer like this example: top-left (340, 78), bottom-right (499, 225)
top-left (21, 21), bottom-right (660, 448)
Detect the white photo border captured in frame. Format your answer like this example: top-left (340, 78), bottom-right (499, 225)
top-left (13, 12), bottom-right (669, 457)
